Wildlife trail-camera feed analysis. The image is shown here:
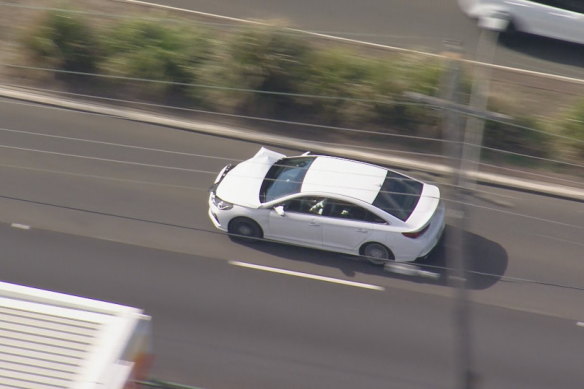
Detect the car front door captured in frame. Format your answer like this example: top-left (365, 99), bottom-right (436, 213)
top-left (266, 196), bottom-right (325, 249)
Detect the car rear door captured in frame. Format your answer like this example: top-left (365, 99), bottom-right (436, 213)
top-left (320, 199), bottom-right (388, 253)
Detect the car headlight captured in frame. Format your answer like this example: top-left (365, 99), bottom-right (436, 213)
top-left (211, 192), bottom-right (233, 210)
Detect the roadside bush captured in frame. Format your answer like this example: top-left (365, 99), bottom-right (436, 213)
top-left (216, 25), bottom-right (311, 115)
top-left (371, 57), bottom-right (443, 134)
top-left (24, 9), bottom-right (99, 72)
top-left (402, 56), bottom-right (443, 96)
top-left (300, 48), bottom-right (381, 124)
top-left (101, 19), bottom-right (213, 98)
top-left (301, 50), bottom-right (444, 132)
top-left (557, 100), bottom-right (584, 159)
top-left (482, 98), bottom-right (552, 162)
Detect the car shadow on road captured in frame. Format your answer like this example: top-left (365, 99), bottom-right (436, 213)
top-left (234, 225), bottom-right (508, 290)
top-left (414, 226), bottom-right (509, 290)
top-left (498, 32), bottom-right (584, 69)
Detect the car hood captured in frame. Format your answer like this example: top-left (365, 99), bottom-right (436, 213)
top-left (216, 147), bottom-right (286, 208)
top-left (405, 184), bottom-right (441, 228)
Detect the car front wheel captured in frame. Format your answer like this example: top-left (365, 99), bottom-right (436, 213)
top-left (361, 242), bottom-right (394, 265)
top-left (228, 217), bottom-right (263, 242)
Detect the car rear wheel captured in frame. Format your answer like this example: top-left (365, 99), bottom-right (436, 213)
top-left (361, 242), bottom-right (394, 265)
top-left (228, 217), bottom-right (263, 242)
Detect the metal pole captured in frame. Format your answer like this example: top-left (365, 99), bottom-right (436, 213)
top-left (451, 26), bottom-right (499, 389)
top-left (462, 25), bottom-right (500, 186)
top-left (438, 43), bottom-right (475, 389)
top-left (404, 29), bottom-right (503, 388)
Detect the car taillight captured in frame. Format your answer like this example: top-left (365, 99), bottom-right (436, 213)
top-left (402, 224), bottom-right (430, 239)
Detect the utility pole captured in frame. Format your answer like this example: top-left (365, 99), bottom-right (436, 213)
top-left (405, 22), bottom-right (504, 389)
top-left (438, 40), bottom-right (464, 162)
top-left (461, 22), bottom-right (501, 190)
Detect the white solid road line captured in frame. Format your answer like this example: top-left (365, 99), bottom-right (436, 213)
top-left (112, 0), bottom-right (584, 86)
top-left (229, 260), bottom-right (385, 291)
top-left (577, 322), bottom-right (584, 328)
top-left (10, 223), bottom-right (31, 230)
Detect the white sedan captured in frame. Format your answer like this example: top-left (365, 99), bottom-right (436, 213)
top-left (458, 0), bottom-right (584, 45)
top-left (208, 148), bottom-right (445, 264)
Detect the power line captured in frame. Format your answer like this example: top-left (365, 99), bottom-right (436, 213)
top-left (5, 63), bottom-right (584, 147)
top-left (477, 160), bottom-right (584, 188)
top-left (4, 0), bottom-right (584, 89)
top-left (2, 102), bottom-right (580, 191)
top-left (0, 148), bottom-right (580, 230)
top-left (1, 64), bottom-right (427, 107)
top-left (0, 127), bottom-right (237, 162)
top-left (0, 82), bottom-right (448, 145)
top-left (3, 79), bottom-right (581, 171)
top-left (4, 62), bottom-right (583, 151)
top-left (0, 1), bottom-right (459, 43)
top-left (0, 122), bottom-right (574, 204)
top-left (0, 188), bottom-right (582, 291)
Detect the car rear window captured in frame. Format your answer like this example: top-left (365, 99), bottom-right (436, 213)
top-left (373, 171), bottom-right (423, 221)
top-left (260, 157), bottom-right (315, 203)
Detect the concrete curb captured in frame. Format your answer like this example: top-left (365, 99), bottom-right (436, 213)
top-left (1, 85), bottom-right (583, 202)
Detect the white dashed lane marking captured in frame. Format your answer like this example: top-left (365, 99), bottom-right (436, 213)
top-left (229, 261), bottom-right (385, 291)
top-left (11, 223), bottom-right (31, 230)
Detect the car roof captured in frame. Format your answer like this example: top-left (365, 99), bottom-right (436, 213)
top-left (301, 156), bottom-right (387, 204)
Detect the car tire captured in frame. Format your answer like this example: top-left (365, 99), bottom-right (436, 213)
top-left (360, 242), bottom-right (394, 265)
top-left (228, 217), bottom-right (263, 243)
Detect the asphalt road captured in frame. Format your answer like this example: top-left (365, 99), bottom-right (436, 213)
top-left (2, 225), bottom-right (584, 389)
top-left (1, 98), bottom-right (583, 386)
top-left (145, 0), bottom-right (584, 79)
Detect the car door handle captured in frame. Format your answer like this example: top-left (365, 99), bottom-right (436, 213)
top-left (356, 228), bottom-right (369, 233)
top-left (309, 221), bottom-right (320, 226)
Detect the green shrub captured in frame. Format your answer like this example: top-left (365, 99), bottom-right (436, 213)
top-left (101, 19), bottom-right (213, 97)
top-left (371, 57), bottom-right (442, 133)
top-left (482, 99), bottom-right (552, 161)
top-left (558, 100), bottom-right (584, 159)
top-left (401, 57), bottom-right (443, 96)
top-left (217, 25), bottom-right (311, 114)
top-left (301, 50), bottom-right (443, 131)
top-left (24, 9), bottom-right (99, 72)
top-left (300, 49), bottom-right (382, 124)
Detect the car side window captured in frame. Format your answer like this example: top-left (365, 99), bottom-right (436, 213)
top-left (534, 0), bottom-right (584, 13)
top-left (283, 197), bottom-right (326, 216)
top-left (324, 199), bottom-right (387, 224)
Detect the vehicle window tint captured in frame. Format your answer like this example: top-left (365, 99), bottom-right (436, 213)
top-left (283, 197), bottom-right (326, 216)
top-left (533, 0), bottom-right (584, 13)
top-left (372, 171), bottom-right (423, 222)
top-left (260, 157), bottom-right (315, 203)
top-left (324, 199), bottom-right (387, 224)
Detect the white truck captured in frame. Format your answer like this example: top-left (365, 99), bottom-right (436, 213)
top-left (458, 0), bottom-right (584, 44)
top-left (0, 281), bottom-right (153, 389)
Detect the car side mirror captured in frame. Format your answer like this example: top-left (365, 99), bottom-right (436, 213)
top-left (274, 205), bottom-right (286, 217)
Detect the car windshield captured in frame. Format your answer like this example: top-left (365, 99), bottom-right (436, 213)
top-left (372, 171), bottom-right (423, 221)
top-left (260, 157), bottom-right (315, 203)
